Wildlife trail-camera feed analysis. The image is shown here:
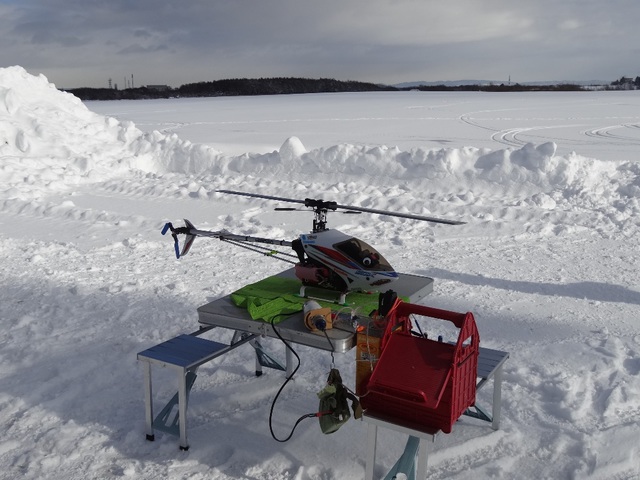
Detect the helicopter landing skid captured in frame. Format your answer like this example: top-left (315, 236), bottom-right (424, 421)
top-left (298, 285), bottom-right (348, 306)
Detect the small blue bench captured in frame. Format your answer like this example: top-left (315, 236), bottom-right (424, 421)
top-left (137, 332), bottom-right (258, 450)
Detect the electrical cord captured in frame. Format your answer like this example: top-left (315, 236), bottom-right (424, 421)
top-left (268, 316), bottom-right (321, 442)
top-left (267, 313), bottom-right (338, 442)
top-left (322, 329), bottom-right (335, 368)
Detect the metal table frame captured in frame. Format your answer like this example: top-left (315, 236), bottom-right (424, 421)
top-left (137, 269), bottom-right (435, 450)
top-left (137, 266), bottom-right (510, 476)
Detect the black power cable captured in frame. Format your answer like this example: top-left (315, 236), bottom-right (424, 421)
top-left (268, 316), bottom-right (316, 442)
top-left (267, 315), bottom-right (337, 442)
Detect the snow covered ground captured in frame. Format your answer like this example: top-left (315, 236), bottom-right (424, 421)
top-left (1, 65), bottom-right (639, 479)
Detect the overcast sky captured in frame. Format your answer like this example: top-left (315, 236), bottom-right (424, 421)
top-left (1, 0), bottom-right (638, 89)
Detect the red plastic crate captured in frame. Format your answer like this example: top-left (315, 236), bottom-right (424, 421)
top-left (361, 303), bottom-right (479, 433)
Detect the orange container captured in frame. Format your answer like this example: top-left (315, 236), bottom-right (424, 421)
top-left (355, 320), bottom-right (383, 395)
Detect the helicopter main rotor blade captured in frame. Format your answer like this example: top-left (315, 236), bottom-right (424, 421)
top-left (217, 189), bottom-right (465, 225)
top-left (217, 189), bottom-right (306, 206)
top-left (333, 203), bottom-right (466, 225)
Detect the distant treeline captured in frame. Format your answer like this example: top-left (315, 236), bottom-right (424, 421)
top-left (65, 77), bottom-right (589, 101)
top-left (179, 77), bottom-right (396, 97)
top-left (413, 83), bottom-right (585, 92)
top-left (66, 77), bottom-right (393, 100)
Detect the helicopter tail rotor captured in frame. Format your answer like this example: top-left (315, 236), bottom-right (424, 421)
top-left (181, 219), bottom-right (198, 256)
top-left (161, 219), bottom-right (197, 258)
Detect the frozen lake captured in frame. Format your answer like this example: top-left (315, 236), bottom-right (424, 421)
top-left (87, 90), bottom-right (640, 161)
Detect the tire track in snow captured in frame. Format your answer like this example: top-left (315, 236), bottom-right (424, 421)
top-left (459, 111), bottom-right (591, 149)
top-left (583, 123), bottom-right (640, 145)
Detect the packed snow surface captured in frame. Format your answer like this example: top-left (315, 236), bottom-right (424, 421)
top-left (1, 66), bottom-right (639, 479)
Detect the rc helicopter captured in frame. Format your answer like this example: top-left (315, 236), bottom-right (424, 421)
top-left (162, 190), bottom-right (464, 302)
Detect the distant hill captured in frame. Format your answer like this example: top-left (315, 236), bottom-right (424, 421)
top-left (395, 79), bottom-right (609, 88)
top-left (394, 80), bottom-right (495, 88)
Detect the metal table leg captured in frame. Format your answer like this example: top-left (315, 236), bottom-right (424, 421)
top-left (178, 370), bottom-right (189, 450)
top-left (417, 438), bottom-right (430, 479)
top-left (286, 347), bottom-right (295, 377)
top-left (365, 422), bottom-right (378, 480)
top-left (142, 361), bottom-right (155, 441)
top-left (492, 362), bottom-right (504, 430)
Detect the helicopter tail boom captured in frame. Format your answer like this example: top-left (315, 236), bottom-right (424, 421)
top-left (161, 219), bottom-right (293, 259)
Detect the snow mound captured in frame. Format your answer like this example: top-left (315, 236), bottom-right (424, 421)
top-left (3, 65), bottom-right (640, 237)
top-left (0, 66), bottom-right (227, 187)
top-left (278, 136), bottom-right (307, 161)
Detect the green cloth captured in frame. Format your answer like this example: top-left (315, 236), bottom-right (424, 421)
top-left (230, 276), bottom-right (383, 324)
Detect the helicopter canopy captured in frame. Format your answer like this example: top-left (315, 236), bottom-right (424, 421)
top-left (333, 238), bottom-right (393, 271)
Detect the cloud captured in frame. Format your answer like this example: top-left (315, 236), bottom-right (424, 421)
top-left (133, 29), bottom-right (154, 39)
top-left (117, 44), bottom-right (170, 55)
top-left (1, 0), bottom-right (637, 87)
top-left (558, 19), bottom-right (582, 31)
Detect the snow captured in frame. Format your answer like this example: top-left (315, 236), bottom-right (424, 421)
top-left (1, 65), bottom-right (639, 479)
